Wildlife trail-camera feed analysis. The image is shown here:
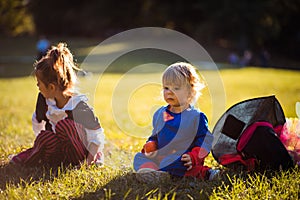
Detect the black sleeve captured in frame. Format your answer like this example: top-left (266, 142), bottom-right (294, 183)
top-left (35, 92), bottom-right (48, 123)
top-left (35, 93), bottom-right (52, 131)
top-left (66, 101), bottom-right (101, 130)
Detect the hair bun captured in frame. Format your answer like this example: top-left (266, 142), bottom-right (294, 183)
top-left (50, 48), bottom-right (60, 62)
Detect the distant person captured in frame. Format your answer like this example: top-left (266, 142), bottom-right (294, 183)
top-left (133, 62), bottom-right (219, 182)
top-left (240, 50), bottom-right (253, 67)
top-left (228, 52), bottom-right (240, 65)
top-left (36, 36), bottom-right (50, 60)
top-left (259, 48), bottom-right (271, 67)
top-left (10, 43), bottom-right (105, 168)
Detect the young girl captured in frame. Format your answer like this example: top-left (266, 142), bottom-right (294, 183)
top-left (10, 43), bottom-right (104, 168)
top-left (133, 62), bottom-right (219, 181)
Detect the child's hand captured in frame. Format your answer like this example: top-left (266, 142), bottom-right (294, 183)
top-left (144, 151), bottom-right (158, 158)
top-left (181, 154), bottom-right (193, 171)
top-left (86, 143), bottom-right (100, 165)
top-left (86, 153), bottom-right (95, 165)
top-left (86, 152), bottom-right (103, 166)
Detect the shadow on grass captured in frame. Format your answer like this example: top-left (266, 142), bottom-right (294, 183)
top-left (74, 171), bottom-right (231, 200)
top-left (0, 162), bottom-right (58, 190)
top-left (0, 162), bottom-right (82, 191)
top-left (76, 164), bottom-right (298, 200)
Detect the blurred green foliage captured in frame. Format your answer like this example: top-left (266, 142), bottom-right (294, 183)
top-left (0, 0), bottom-right (34, 36)
top-left (1, 0), bottom-right (300, 60)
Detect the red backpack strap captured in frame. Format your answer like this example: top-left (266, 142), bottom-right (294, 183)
top-left (273, 125), bottom-right (283, 137)
top-left (219, 153), bottom-right (256, 171)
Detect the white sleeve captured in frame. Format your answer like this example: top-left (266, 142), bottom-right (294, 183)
top-left (85, 127), bottom-right (105, 151)
top-left (296, 102), bottom-right (300, 118)
top-left (32, 112), bottom-right (46, 136)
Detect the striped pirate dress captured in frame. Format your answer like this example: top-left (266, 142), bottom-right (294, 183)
top-left (11, 93), bottom-right (105, 167)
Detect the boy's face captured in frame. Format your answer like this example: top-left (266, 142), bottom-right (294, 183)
top-left (163, 82), bottom-right (190, 108)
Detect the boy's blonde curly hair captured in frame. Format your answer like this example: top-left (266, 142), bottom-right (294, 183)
top-left (162, 62), bottom-right (205, 105)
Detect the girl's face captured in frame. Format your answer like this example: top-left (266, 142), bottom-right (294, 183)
top-left (163, 82), bottom-right (190, 110)
top-left (36, 76), bottom-right (55, 99)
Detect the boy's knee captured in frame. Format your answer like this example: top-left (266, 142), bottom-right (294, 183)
top-left (133, 153), bottom-right (157, 171)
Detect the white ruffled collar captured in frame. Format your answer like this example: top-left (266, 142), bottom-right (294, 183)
top-left (46, 94), bottom-right (88, 110)
top-left (45, 94), bottom-right (89, 130)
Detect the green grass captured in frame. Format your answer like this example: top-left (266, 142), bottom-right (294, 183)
top-left (0, 67), bottom-right (300, 199)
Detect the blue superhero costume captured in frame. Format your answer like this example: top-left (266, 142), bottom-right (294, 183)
top-left (133, 105), bottom-right (213, 177)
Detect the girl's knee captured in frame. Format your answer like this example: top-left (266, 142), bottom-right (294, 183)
top-left (35, 130), bottom-right (56, 143)
top-left (55, 119), bottom-right (85, 139)
top-left (55, 119), bottom-right (76, 132)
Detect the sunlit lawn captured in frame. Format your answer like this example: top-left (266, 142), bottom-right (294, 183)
top-left (0, 67), bottom-right (299, 199)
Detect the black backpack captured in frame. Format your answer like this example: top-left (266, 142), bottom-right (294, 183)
top-left (212, 96), bottom-right (294, 171)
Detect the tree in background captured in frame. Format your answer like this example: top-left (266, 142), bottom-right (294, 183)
top-left (0, 0), bottom-right (34, 36)
top-left (27, 0), bottom-right (143, 36)
top-left (196, 0), bottom-right (300, 56)
top-left (1, 0), bottom-right (300, 61)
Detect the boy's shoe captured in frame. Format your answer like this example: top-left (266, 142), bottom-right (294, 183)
top-left (135, 168), bottom-right (170, 183)
top-left (208, 169), bottom-right (220, 180)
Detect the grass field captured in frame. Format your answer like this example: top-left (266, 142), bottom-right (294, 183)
top-left (0, 67), bottom-right (300, 199)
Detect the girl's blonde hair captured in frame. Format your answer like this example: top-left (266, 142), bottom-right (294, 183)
top-left (34, 43), bottom-right (80, 96)
top-left (162, 62), bottom-right (205, 105)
